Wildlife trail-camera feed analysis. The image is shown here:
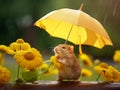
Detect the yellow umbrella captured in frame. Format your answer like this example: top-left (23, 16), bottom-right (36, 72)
top-left (34, 7), bottom-right (113, 54)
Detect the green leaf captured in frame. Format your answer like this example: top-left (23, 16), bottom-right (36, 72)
top-left (22, 70), bottom-right (38, 82)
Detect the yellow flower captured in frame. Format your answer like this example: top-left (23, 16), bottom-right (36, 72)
top-left (0, 53), bottom-right (4, 65)
top-left (99, 62), bottom-right (108, 69)
top-left (81, 68), bottom-right (92, 77)
top-left (94, 62), bottom-right (108, 74)
top-left (94, 64), bottom-right (112, 81)
top-left (50, 56), bottom-right (61, 69)
top-left (40, 63), bottom-right (58, 76)
top-left (79, 53), bottom-right (93, 67)
top-left (94, 62), bottom-right (120, 82)
top-left (102, 69), bottom-right (113, 81)
top-left (108, 66), bottom-right (120, 82)
top-left (0, 45), bottom-right (14, 55)
top-left (0, 66), bottom-right (11, 84)
top-left (10, 38), bottom-right (31, 51)
top-left (40, 63), bottom-right (49, 72)
top-left (113, 50), bottom-right (120, 63)
top-left (14, 48), bottom-right (43, 70)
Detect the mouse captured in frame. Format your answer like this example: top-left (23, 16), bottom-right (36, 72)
top-left (54, 44), bottom-right (81, 81)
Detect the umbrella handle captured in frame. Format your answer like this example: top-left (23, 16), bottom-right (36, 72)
top-left (79, 44), bottom-right (83, 54)
top-left (64, 25), bottom-right (73, 44)
top-left (80, 3), bottom-right (84, 10)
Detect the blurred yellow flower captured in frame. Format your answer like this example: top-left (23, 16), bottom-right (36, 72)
top-left (79, 53), bottom-right (93, 67)
top-left (99, 62), bottom-right (108, 69)
top-left (102, 69), bottom-right (113, 81)
top-left (14, 48), bottom-right (43, 70)
top-left (113, 50), bottom-right (120, 63)
top-left (81, 68), bottom-right (92, 77)
top-left (108, 66), bottom-right (120, 82)
top-left (0, 45), bottom-right (14, 55)
top-left (40, 63), bottom-right (58, 76)
top-left (50, 56), bottom-right (61, 69)
top-left (10, 38), bottom-right (31, 51)
top-left (0, 53), bottom-right (4, 65)
top-left (94, 62), bottom-right (120, 82)
top-left (0, 66), bottom-right (11, 84)
top-left (40, 63), bottom-right (48, 72)
top-left (94, 59), bottom-right (101, 65)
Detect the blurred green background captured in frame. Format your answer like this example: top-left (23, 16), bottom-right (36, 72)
top-left (0, 0), bottom-right (120, 59)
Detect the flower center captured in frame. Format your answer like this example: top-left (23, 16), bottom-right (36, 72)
top-left (82, 73), bottom-right (87, 77)
top-left (24, 52), bottom-right (35, 60)
top-left (83, 60), bottom-right (89, 65)
top-left (0, 49), bottom-right (6, 53)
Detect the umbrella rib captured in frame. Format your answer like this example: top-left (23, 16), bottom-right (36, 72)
top-left (52, 10), bottom-right (74, 37)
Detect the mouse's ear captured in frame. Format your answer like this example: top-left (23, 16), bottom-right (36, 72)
top-left (69, 45), bottom-right (74, 53)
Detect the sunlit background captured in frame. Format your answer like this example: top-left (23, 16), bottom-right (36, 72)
top-left (0, 0), bottom-right (120, 59)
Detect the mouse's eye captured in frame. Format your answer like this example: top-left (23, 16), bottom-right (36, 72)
top-left (62, 46), bottom-right (65, 49)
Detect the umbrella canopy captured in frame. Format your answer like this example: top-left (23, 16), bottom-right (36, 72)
top-left (34, 8), bottom-right (113, 53)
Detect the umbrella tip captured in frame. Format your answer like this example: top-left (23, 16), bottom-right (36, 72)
top-left (80, 3), bottom-right (84, 10)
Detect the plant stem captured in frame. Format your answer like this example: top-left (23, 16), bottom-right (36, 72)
top-left (43, 60), bottom-right (51, 63)
top-left (17, 64), bottom-right (20, 79)
top-left (96, 73), bottom-right (101, 81)
top-left (39, 62), bottom-right (53, 74)
top-left (96, 70), bottom-right (105, 81)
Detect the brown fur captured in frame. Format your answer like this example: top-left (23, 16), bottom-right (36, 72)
top-left (54, 44), bottom-right (81, 81)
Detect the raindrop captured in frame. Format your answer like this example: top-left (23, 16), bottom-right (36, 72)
top-left (103, 14), bottom-right (107, 25)
top-left (113, 2), bottom-right (117, 16)
top-left (99, 0), bottom-right (102, 6)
